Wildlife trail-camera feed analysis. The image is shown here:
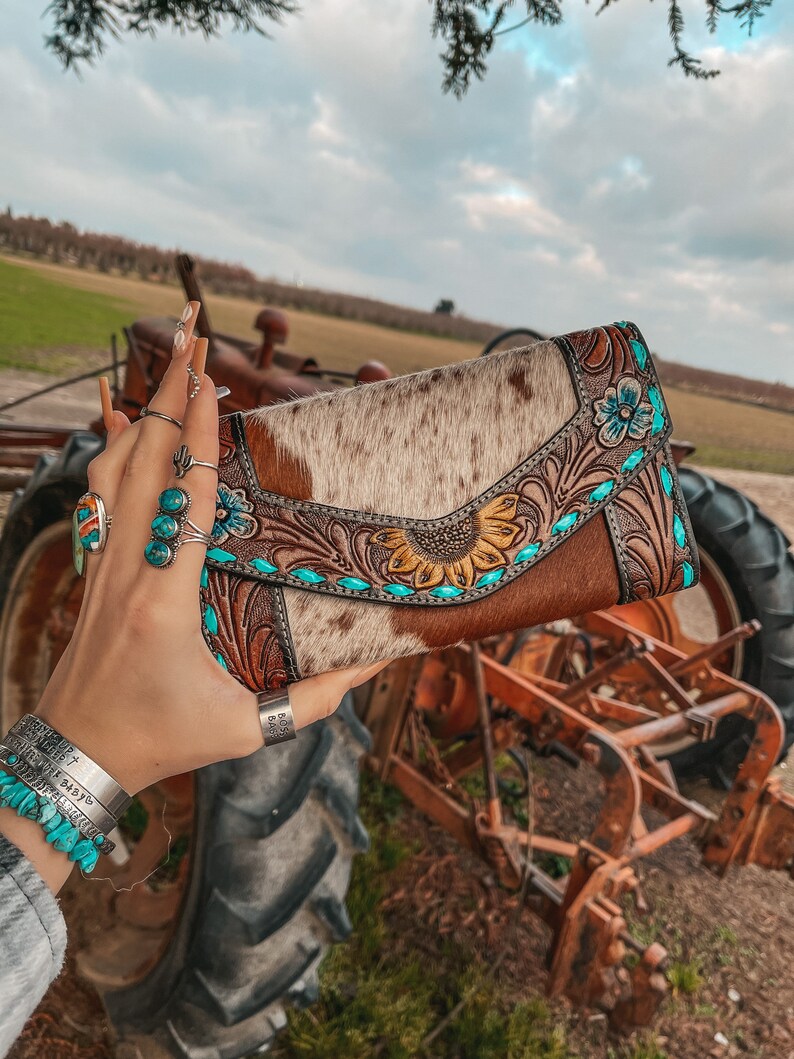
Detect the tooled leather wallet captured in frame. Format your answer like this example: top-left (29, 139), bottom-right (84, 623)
top-left (199, 321), bottom-right (700, 690)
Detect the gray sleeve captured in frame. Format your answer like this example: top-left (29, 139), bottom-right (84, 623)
top-left (0, 833), bottom-right (67, 1057)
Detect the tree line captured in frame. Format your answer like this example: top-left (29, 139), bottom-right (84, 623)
top-left (0, 209), bottom-right (502, 343)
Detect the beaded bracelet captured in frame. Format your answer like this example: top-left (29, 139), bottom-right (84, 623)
top-left (0, 768), bottom-right (104, 873)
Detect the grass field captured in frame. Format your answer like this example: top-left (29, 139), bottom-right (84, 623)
top-left (1, 255), bottom-right (791, 474)
top-left (0, 257), bottom-right (138, 374)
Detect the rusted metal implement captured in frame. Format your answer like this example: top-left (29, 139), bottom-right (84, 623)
top-left (360, 607), bottom-right (794, 1028)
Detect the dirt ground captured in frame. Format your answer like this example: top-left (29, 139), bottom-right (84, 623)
top-left (1, 376), bottom-right (793, 1059)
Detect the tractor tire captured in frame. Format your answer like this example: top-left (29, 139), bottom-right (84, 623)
top-left (670, 466), bottom-right (794, 784)
top-left (0, 434), bottom-right (371, 1059)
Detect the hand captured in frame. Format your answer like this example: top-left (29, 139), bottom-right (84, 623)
top-left (33, 303), bottom-right (388, 796)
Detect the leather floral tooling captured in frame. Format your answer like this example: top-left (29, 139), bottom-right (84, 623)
top-left (198, 320), bottom-right (699, 688)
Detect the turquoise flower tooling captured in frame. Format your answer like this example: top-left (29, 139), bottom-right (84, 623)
top-left (592, 376), bottom-right (653, 448)
top-left (213, 483), bottom-right (258, 544)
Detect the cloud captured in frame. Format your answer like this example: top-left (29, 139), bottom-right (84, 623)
top-left (0, 0), bottom-right (791, 382)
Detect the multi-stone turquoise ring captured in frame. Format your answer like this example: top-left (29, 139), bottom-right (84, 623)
top-left (144, 487), bottom-right (212, 569)
top-left (72, 492), bottom-right (112, 576)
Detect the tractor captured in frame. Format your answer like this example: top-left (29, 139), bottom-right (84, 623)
top-left (1, 257), bottom-right (792, 1058)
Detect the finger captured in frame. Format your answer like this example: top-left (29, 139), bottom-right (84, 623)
top-left (104, 303), bottom-right (200, 567)
top-left (289, 659), bottom-right (395, 729)
top-left (78, 382), bottom-right (133, 585)
top-left (141, 357), bottom-right (219, 593)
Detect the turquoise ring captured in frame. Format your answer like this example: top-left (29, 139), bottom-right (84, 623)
top-left (144, 487), bottom-right (211, 569)
top-left (72, 492), bottom-right (112, 576)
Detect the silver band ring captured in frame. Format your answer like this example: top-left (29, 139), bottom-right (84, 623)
top-left (182, 518), bottom-right (212, 547)
top-left (256, 689), bottom-right (297, 747)
top-left (140, 407), bottom-right (183, 429)
top-left (173, 444), bottom-right (219, 479)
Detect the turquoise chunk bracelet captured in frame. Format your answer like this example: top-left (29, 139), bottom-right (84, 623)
top-left (0, 769), bottom-right (101, 873)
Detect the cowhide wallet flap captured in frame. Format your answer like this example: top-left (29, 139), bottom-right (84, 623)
top-left (200, 321), bottom-right (699, 691)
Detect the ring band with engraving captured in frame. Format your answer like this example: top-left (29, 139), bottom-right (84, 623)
top-left (173, 444), bottom-right (219, 479)
top-left (140, 407), bottom-right (184, 429)
top-left (256, 689), bottom-right (297, 747)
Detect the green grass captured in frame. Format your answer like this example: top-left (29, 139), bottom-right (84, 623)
top-left (0, 256), bottom-right (135, 373)
top-left (666, 958), bottom-right (705, 997)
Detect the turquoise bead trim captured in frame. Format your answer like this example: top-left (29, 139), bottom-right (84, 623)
top-left (144, 540), bottom-right (172, 567)
top-left (589, 479), bottom-right (615, 504)
top-left (515, 543), bottom-right (540, 563)
top-left (204, 604), bottom-right (219, 636)
top-left (660, 465), bottom-right (673, 497)
top-left (621, 448), bottom-right (644, 473)
top-left (159, 487), bottom-right (188, 514)
top-left (383, 583), bottom-right (415, 597)
top-left (206, 547), bottom-right (236, 563)
top-left (475, 568), bottom-right (505, 588)
top-left (0, 772), bottom-right (99, 872)
top-left (291, 568), bottom-right (326, 584)
top-left (151, 514), bottom-right (178, 541)
top-left (630, 339), bottom-right (648, 370)
top-left (338, 577), bottom-right (371, 591)
top-left (7, 754), bottom-right (17, 765)
top-left (200, 565), bottom-right (209, 588)
top-left (250, 557), bottom-right (278, 574)
top-left (429, 585), bottom-right (464, 598)
top-left (216, 652), bottom-right (228, 670)
top-left (616, 320), bottom-right (628, 328)
top-left (552, 512), bottom-right (578, 535)
top-left (673, 514), bottom-right (686, 548)
top-left (682, 561), bottom-right (695, 588)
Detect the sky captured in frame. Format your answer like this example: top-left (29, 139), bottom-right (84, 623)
top-left (0, 0), bottom-right (792, 383)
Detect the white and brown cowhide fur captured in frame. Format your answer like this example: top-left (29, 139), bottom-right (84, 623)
top-left (248, 342), bottom-right (579, 677)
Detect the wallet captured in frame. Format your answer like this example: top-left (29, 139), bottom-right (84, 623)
top-left (199, 321), bottom-right (699, 691)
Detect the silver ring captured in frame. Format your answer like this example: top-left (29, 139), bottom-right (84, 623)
top-left (140, 407), bottom-right (183, 429)
top-left (173, 444), bottom-right (219, 479)
top-left (72, 491), bottom-right (112, 574)
top-left (144, 488), bottom-right (213, 568)
top-left (256, 689), bottom-right (297, 747)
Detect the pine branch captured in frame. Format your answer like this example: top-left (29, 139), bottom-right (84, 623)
top-left (44, 0), bottom-right (298, 68)
top-left (667, 0), bottom-right (720, 79)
